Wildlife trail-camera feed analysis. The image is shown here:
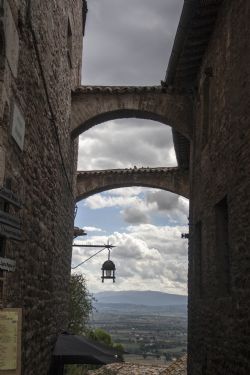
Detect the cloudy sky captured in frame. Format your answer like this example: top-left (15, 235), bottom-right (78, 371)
top-left (72, 0), bottom-right (189, 296)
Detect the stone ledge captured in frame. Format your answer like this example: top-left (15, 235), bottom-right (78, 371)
top-left (73, 85), bottom-right (184, 95)
top-left (77, 167), bottom-right (180, 177)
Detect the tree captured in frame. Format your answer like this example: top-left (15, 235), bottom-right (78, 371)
top-left (67, 277), bottom-right (124, 374)
top-left (89, 328), bottom-right (124, 361)
top-left (88, 328), bottom-right (113, 346)
top-left (68, 273), bottom-right (94, 335)
top-left (113, 343), bottom-right (124, 354)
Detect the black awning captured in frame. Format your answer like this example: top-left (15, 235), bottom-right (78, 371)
top-left (52, 333), bottom-right (122, 365)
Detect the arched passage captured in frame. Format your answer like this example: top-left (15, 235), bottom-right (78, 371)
top-left (76, 167), bottom-right (189, 202)
top-left (71, 86), bottom-right (192, 140)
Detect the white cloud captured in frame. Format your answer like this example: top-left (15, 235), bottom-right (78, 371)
top-left (74, 0), bottom-right (187, 296)
top-left (71, 224), bottom-right (188, 295)
top-left (108, 187), bottom-right (145, 197)
top-left (122, 206), bottom-right (150, 224)
top-left (77, 119), bottom-right (177, 171)
top-left (84, 226), bottom-right (105, 233)
top-left (85, 188), bottom-right (189, 226)
top-left (145, 190), bottom-right (189, 225)
top-left (85, 194), bottom-right (142, 210)
top-left (82, 0), bottom-right (183, 86)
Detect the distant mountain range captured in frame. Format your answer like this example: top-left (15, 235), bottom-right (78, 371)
top-left (94, 290), bottom-right (187, 307)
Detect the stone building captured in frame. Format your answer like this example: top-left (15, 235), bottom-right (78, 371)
top-left (0, 0), bottom-right (87, 373)
top-left (72, 0), bottom-right (250, 372)
top-left (163, 0), bottom-right (250, 374)
top-left (0, 0), bottom-right (249, 374)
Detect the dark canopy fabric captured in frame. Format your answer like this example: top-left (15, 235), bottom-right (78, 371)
top-left (52, 333), bottom-right (122, 365)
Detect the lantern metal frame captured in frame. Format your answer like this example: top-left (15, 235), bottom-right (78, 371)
top-left (101, 249), bottom-right (116, 283)
top-left (71, 242), bottom-right (115, 270)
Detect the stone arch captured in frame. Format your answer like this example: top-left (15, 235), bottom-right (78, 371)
top-left (76, 167), bottom-right (189, 202)
top-left (71, 86), bottom-right (192, 140)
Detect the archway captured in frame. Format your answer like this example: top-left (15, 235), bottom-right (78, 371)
top-left (76, 167), bottom-right (189, 202)
top-left (73, 115), bottom-right (189, 366)
top-left (71, 0), bottom-right (189, 369)
top-left (71, 86), bottom-right (192, 141)
top-left (73, 186), bottom-right (189, 363)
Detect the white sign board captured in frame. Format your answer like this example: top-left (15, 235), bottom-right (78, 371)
top-left (0, 308), bottom-right (22, 374)
top-left (0, 257), bottom-right (16, 272)
top-left (11, 104), bottom-right (25, 151)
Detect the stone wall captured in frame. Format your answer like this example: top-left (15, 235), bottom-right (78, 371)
top-left (0, 0), bottom-right (86, 374)
top-left (71, 86), bottom-right (192, 140)
top-left (87, 355), bottom-right (187, 375)
top-left (188, 1), bottom-right (250, 374)
top-left (76, 167), bottom-right (189, 201)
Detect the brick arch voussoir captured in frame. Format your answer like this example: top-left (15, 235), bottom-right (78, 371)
top-left (71, 109), bottom-right (174, 139)
top-left (76, 183), bottom-right (187, 202)
top-left (71, 86), bottom-right (192, 140)
top-left (76, 174), bottom-right (189, 202)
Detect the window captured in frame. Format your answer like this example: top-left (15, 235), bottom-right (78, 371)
top-left (194, 221), bottom-right (203, 297)
top-left (215, 196), bottom-right (231, 296)
top-left (202, 68), bottom-right (213, 148)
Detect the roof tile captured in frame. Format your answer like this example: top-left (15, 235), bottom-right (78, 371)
top-left (88, 356), bottom-right (187, 375)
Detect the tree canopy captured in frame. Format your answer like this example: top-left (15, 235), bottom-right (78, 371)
top-left (68, 273), bottom-right (94, 335)
top-left (89, 328), bottom-right (113, 346)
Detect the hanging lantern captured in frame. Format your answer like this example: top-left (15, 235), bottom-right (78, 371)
top-left (101, 250), bottom-right (116, 283)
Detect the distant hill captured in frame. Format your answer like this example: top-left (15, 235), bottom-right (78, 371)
top-left (94, 290), bottom-right (187, 306)
top-left (93, 302), bottom-right (187, 317)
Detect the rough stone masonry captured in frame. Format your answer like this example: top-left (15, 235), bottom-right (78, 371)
top-left (185, 1), bottom-right (250, 374)
top-left (0, 0), bottom-right (86, 374)
top-left (0, 0), bottom-right (250, 375)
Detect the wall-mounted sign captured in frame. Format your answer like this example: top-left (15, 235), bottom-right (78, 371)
top-left (0, 211), bottom-right (20, 228)
top-left (0, 257), bottom-right (16, 272)
top-left (0, 211), bottom-right (21, 241)
top-left (0, 224), bottom-right (21, 241)
top-left (11, 104), bottom-right (25, 151)
top-left (0, 309), bottom-right (22, 373)
top-left (0, 187), bottom-right (21, 208)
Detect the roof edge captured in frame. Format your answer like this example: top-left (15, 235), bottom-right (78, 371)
top-left (163, 0), bottom-right (198, 86)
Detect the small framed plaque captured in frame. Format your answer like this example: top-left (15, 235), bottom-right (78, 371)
top-left (0, 308), bottom-right (22, 374)
top-left (0, 257), bottom-right (16, 272)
